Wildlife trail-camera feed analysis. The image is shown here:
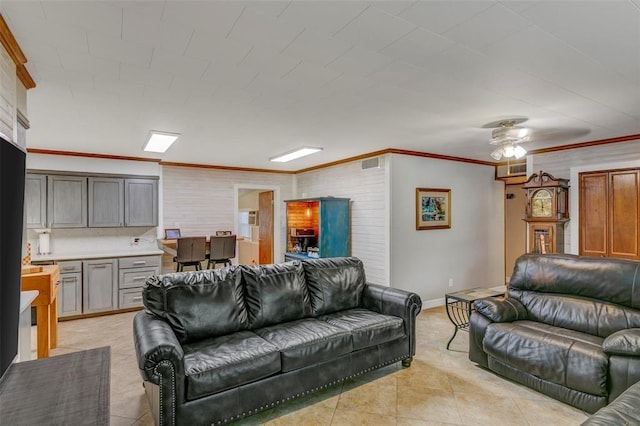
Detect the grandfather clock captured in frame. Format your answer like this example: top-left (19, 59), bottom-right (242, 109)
top-left (523, 171), bottom-right (570, 254)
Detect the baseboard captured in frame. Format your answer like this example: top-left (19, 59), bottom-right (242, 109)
top-left (421, 297), bottom-right (445, 310)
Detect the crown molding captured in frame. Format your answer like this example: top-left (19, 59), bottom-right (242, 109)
top-left (0, 14), bottom-right (35, 89)
top-left (27, 148), bottom-right (161, 163)
top-left (160, 161), bottom-right (293, 174)
top-left (529, 133), bottom-right (640, 155)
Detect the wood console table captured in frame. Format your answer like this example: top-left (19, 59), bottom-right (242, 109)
top-left (0, 346), bottom-right (110, 425)
top-left (21, 265), bottom-right (59, 358)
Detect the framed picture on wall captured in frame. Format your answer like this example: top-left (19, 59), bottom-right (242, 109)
top-left (416, 188), bottom-right (451, 230)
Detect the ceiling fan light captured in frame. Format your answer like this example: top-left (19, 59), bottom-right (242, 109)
top-left (490, 148), bottom-right (503, 160)
top-left (503, 144), bottom-right (516, 158)
top-left (514, 145), bottom-right (527, 159)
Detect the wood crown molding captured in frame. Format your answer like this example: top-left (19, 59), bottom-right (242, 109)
top-left (294, 148), bottom-right (495, 174)
top-left (159, 161), bottom-right (294, 174)
top-left (529, 133), bottom-right (640, 155)
top-left (0, 14), bottom-right (35, 89)
top-left (27, 148), bottom-right (161, 163)
top-left (27, 133), bottom-right (640, 174)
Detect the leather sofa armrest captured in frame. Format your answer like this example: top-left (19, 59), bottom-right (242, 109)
top-left (133, 311), bottom-right (185, 385)
top-left (474, 297), bottom-right (527, 323)
top-left (361, 283), bottom-right (422, 319)
top-left (603, 328), bottom-right (640, 356)
top-left (361, 283), bottom-right (422, 358)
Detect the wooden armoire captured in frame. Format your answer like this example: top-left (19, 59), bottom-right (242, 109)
top-left (579, 168), bottom-right (640, 260)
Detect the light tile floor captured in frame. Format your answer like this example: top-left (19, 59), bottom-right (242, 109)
top-left (36, 306), bottom-right (589, 425)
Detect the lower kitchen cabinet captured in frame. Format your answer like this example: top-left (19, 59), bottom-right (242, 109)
top-left (57, 260), bottom-right (82, 318)
top-left (117, 255), bottom-right (160, 309)
top-left (82, 259), bottom-right (118, 314)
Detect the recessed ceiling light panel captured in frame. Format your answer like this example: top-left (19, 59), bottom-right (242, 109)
top-left (269, 146), bottom-right (323, 162)
top-left (143, 131), bottom-right (180, 153)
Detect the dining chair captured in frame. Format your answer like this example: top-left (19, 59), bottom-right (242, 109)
top-left (207, 235), bottom-right (237, 269)
top-left (173, 236), bottom-right (207, 272)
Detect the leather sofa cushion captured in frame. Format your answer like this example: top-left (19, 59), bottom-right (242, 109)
top-left (143, 267), bottom-right (247, 344)
top-left (255, 318), bottom-right (353, 372)
top-left (483, 320), bottom-right (608, 396)
top-left (303, 257), bottom-right (367, 316)
top-left (583, 380), bottom-right (640, 425)
top-left (510, 254), bottom-right (640, 310)
top-left (319, 308), bottom-right (405, 350)
top-left (182, 331), bottom-right (281, 400)
top-left (242, 262), bottom-right (312, 329)
top-left (509, 289), bottom-right (640, 338)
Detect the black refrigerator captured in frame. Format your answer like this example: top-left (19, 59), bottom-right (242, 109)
top-left (0, 135), bottom-right (26, 381)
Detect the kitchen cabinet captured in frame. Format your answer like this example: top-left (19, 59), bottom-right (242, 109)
top-left (57, 260), bottom-right (82, 318)
top-left (88, 177), bottom-right (124, 227)
top-left (47, 175), bottom-right (87, 228)
top-left (25, 174), bottom-right (47, 229)
top-left (284, 197), bottom-right (350, 259)
top-left (118, 255), bottom-right (160, 309)
top-left (25, 172), bottom-right (158, 229)
top-left (125, 178), bottom-right (158, 227)
top-left (82, 259), bottom-right (117, 314)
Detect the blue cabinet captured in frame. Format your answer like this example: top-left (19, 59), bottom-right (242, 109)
top-left (285, 197), bottom-right (350, 260)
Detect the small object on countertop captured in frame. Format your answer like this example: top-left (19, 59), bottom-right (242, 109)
top-left (307, 247), bottom-right (319, 258)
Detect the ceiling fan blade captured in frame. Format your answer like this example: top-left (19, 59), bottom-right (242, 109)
top-left (530, 127), bottom-right (591, 143)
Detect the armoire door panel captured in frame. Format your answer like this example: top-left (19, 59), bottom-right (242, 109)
top-left (579, 173), bottom-right (608, 257)
top-left (609, 171), bottom-right (639, 259)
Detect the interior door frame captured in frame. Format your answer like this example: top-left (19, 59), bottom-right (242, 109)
top-left (233, 184), bottom-right (282, 263)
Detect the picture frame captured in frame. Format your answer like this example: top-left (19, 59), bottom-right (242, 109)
top-left (416, 188), bottom-right (451, 230)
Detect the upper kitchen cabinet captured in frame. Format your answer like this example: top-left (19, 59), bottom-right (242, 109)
top-left (88, 177), bottom-right (124, 227)
top-left (124, 178), bottom-right (158, 227)
top-left (47, 175), bottom-right (87, 228)
top-left (25, 174), bottom-right (47, 229)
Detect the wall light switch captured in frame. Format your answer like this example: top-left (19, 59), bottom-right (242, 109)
top-left (448, 278), bottom-right (454, 287)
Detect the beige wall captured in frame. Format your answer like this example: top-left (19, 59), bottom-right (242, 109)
top-left (504, 184), bottom-right (526, 282)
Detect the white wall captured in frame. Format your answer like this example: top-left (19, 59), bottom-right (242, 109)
top-left (162, 166), bottom-right (294, 263)
top-left (296, 156), bottom-right (389, 285)
top-left (390, 155), bottom-right (504, 307)
top-left (531, 139), bottom-right (640, 254)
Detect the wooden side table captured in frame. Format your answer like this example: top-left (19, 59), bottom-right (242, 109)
top-left (445, 286), bottom-right (505, 350)
top-left (20, 265), bottom-right (59, 358)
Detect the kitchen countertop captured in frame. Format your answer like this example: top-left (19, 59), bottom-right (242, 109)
top-left (31, 248), bottom-right (164, 262)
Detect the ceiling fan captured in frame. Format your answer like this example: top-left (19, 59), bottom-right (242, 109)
top-left (486, 118), bottom-right (531, 161)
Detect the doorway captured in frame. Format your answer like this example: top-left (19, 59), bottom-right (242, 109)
top-left (504, 183), bottom-right (527, 282)
top-left (234, 184), bottom-right (280, 265)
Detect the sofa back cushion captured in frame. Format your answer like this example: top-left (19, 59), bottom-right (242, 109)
top-left (242, 261), bottom-right (312, 329)
top-left (510, 254), bottom-right (640, 309)
top-left (509, 289), bottom-right (640, 337)
top-left (509, 254), bottom-right (640, 336)
top-left (303, 257), bottom-right (366, 316)
top-left (143, 267), bottom-right (247, 344)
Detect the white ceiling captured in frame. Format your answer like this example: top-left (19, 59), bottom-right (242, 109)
top-left (3, 1), bottom-right (640, 171)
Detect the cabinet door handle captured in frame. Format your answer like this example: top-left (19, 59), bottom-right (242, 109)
top-left (132, 276), bottom-right (147, 281)
top-left (132, 261), bottom-right (146, 265)
top-left (132, 296), bottom-right (143, 301)
top-left (61, 266), bottom-right (75, 271)
top-left (61, 277), bottom-right (75, 282)
top-left (92, 264), bottom-right (107, 269)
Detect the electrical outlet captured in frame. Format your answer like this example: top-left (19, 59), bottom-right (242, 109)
top-left (130, 237), bottom-right (140, 246)
top-left (448, 278), bottom-right (454, 287)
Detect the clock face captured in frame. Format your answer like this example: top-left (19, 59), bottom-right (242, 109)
top-left (531, 189), bottom-right (553, 217)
